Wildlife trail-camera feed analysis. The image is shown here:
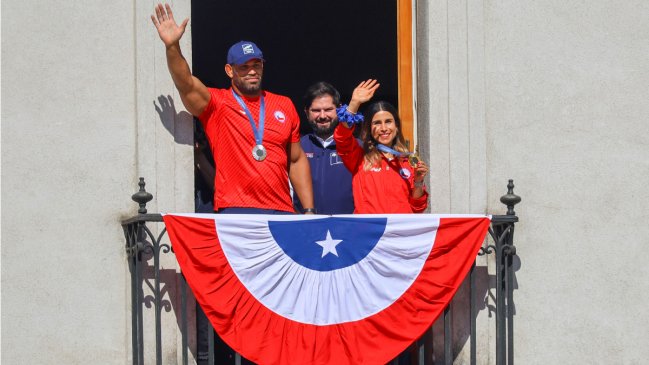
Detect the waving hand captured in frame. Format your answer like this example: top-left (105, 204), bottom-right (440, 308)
top-left (151, 3), bottom-right (189, 48)
top-left (150, 3), bottom-right (209, 116)
top-left (348, 79), bottom-right (380, 113)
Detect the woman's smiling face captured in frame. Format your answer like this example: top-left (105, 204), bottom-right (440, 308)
top-left (370, 110), bottom-right (398, 145)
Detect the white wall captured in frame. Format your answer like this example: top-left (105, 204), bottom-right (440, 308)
top-left (418, 0), bottom-right (649, 364)
top-left (3, 0), bottom-right (648, 363)
top-left (1, 0), bottom-right (194, 363)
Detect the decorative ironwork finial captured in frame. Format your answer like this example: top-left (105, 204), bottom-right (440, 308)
top-left (131, 177), bottom-right (153, 214)
top-left (500, 179), bottom-right (521, 216)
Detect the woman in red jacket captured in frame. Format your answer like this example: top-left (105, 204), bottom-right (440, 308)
top-left (334, 79), bottom-right (429, 214)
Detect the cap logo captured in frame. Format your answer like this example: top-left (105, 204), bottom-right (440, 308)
top-left (242, 44), bottom-right (255, 54)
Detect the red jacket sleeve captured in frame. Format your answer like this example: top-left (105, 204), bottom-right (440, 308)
top-left (334, 124), bottom-right (364, 174)
top-left (409, 188), bottom-right (429, 213)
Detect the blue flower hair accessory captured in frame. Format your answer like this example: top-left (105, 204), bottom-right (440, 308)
top-left (336, 104), bottom-right (364, 127)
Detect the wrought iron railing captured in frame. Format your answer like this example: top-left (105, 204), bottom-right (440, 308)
top-left (122, 178), bottom-right (520, 365)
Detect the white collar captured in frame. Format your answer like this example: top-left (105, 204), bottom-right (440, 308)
top-left (314, 134), bottom-right (335, 148)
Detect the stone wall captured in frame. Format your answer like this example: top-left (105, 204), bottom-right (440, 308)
top-left (417, 1), bottom-right (649, 363)
top-left (1, 0), bottom-right (194, 363)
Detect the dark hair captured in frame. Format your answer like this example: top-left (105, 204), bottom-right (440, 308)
top-left (360, 101), bottom-right (409, 170)
top-left (302, 81), bottom-right (341, 110)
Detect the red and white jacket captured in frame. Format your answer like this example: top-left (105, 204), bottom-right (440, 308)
top-left (334, 124), bottom-right (428, 214)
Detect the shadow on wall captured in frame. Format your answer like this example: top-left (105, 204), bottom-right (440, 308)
top-left (432, 266), bottom-right (491, 361)
top-left (154, 95), bottom-right (194, 146)
top-left (429, 255), bottom-right (520, 362)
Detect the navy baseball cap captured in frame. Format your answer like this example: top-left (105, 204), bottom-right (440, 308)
top-left (227, 41), bottom-right (264, 65)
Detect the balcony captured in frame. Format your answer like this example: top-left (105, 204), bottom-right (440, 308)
top-left (122, 178), bottom-right (520, 365)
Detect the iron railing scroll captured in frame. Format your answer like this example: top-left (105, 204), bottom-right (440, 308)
top-left (122, 178), bottom-right (186, 365)
top-left (122, 178), bottom-right (520, 365)
top-left (412, 180), bottom-right (520, 365)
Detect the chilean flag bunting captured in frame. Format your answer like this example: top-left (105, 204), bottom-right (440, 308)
top-left (162, 213), bottom-right (491, 365)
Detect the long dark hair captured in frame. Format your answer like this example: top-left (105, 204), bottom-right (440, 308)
top-left (360, 101), bottom-right (409, 170)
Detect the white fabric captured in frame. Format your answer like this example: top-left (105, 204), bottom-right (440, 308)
top-left (213, 214), bottom-right (438, 325)
top-left (314, 134), bottom-right (335, 148)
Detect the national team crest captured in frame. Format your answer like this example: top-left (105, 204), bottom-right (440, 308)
top-left (274, 110), bottom-right (286, 123)
top-left (399, 167), bottom-right (412, 179)
top-left (163, 213), bottom-right (491, 365)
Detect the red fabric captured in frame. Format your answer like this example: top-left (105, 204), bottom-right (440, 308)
top-left (198, 88), bottom-right (300, 212)
top-left (164, 215), bottom-right (489, 365)
top-left (333, 124), bottom-right (428, 213)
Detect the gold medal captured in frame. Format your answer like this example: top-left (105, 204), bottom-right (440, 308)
top-left (408, 145), bottom-right (422, 167)
top-left (408, 154), bottom-right (420, 168)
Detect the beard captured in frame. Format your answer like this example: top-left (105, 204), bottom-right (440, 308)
top-left (309, 118), bottom-right (339, 139)
top-left (233, 75), bottom-right (262, 96)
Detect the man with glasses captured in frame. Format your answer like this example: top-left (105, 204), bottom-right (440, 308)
top-left (151, 3), bottom-right (314, 215)
top-left (294, 82), bottom-right (356, 215)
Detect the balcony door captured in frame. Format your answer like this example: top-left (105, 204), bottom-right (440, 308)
top-left (192, 0), bottom-right (413, 145)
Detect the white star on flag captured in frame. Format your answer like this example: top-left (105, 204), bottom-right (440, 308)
top-left (315, 230), bottom-right (343, 258)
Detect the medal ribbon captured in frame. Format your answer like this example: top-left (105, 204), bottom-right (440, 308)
top-left (231, 89), bottom-right (265, 147)
top-left (376, 144), bottom-right (412, 158)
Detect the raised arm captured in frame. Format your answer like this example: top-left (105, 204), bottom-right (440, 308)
top-left (346, 79), bottom-right (380, 114)
top-left (151, 3), bottom-right (210, 116)
top-left (334, 79), bottom-right (380, 171)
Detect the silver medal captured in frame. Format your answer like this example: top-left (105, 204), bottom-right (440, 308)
top-left (252, 144), bottom-right (267, 161)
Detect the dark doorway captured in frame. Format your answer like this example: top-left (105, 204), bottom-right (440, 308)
top-left (191, 0), bottom-right (398, 135)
